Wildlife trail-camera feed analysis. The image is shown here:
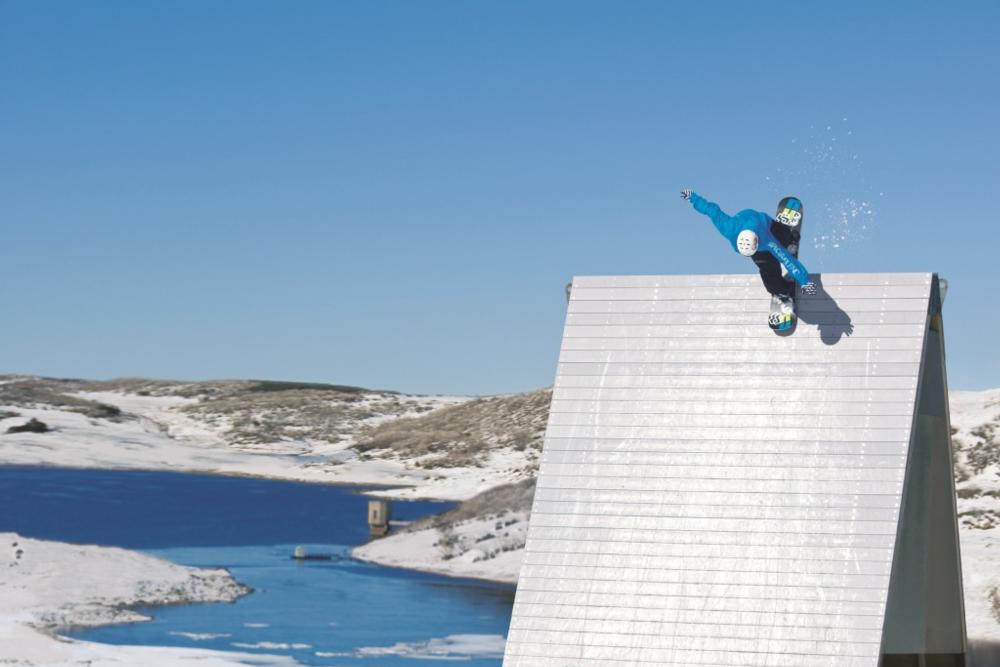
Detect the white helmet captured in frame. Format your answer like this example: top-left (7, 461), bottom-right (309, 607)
top-left (736, 230), bottom-right (759, 257)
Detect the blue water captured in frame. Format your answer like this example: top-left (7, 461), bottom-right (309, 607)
top-left (0, 467), bottom-right (514, 665)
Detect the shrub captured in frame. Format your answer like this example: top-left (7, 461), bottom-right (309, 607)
top-left (0, 380), bottom-right (129, 422)
top-left (408, 479), bottom-right (536, 532)
top-left (959, 509), bottom-right (999, 530)
top-left (956, 485), bottom-right (982, 499)
top-left (435, 527), bottom-right (461, 560)
top-left (6, 418), bottom-right (50, 434)
top-left (966, 420), bottom-right (1000, 474)
top-left (352, 389), bottom-right (551, 467)
top-left (246, 380), bottom-right (372, 395)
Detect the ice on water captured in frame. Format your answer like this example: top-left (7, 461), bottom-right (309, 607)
top-left (316, 634), bottom-right (507, 660)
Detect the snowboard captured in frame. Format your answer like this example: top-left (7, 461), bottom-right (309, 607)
top-left (768, 196), bottom-right (803, 333)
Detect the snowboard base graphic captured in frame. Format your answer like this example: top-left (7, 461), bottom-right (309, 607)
top-left (768, 196), bottom-right (803, 334)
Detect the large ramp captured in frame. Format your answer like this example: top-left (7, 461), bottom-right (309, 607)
top-left (504, 273), bottom-right (965, 667)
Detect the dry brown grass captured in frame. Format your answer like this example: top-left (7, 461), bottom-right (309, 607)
top-left (958, 485), bottom-right (983, 499)
top-left (966, 417), bottom-right (1000, 475)
top-left (0, 378), bottom-right (127, 421)
top-left (173, 382), bottom-right (438, 448)
top-left (69, 377), bottom-right (203, 397)
top-left (1, 376), bottom-right (460, 450)
top-left (184, 388), bottom-right (383, 446)
top-left (410, 479), bottom-right (536, 532)
top-left (421, 479), bottom-right (536, 562)
top-left (959, 508), bottom-right (999, 530)
top-left (952, 434), bottom-right (972, 482)
top-left (353, 389), bottom-right (551, 468)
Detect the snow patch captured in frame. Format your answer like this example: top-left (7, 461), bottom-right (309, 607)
top-left (353, 511), bottom-right (527, 584)
top-left (0, 532), bottom-right (295, 666)
top-left (169, 632), bottom-right (232, 641)
top-left (315, 633), bottom-right (505, 660)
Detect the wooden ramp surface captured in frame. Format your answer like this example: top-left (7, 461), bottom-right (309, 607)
top-left (503, 273), bottom-right (965, 667)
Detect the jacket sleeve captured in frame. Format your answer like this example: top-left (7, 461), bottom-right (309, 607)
top-left (688, 193), bottom-right (739, 241)
top-left (764, 239), bottom-right (812, 286)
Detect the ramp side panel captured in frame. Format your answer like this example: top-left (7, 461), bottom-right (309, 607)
top-left (503, 273), bottom-right (932, 667)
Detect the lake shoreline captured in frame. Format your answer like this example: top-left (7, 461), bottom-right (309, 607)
top-left (0, 389), bottom-right (532, 503)
top-left (0, 383), bottom-right (537, 593)
top-left (0, 531), bottom-right (296, 667)
top-left (0, 467), bottom-right (509, 666)
top-left (0, 460), bottom-right (436, 497)
top-left (349, 550), bottom-right (519, 588)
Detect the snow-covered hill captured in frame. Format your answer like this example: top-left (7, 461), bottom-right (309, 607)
top-left (950, 389), bottom-right (1000, 644)
top-left (0, 376), bottom-right (480, 498)
top-left (0, 376), bottom-right (549, 501)
top-left (0, 532), bottom-right (293, 666)
top-left (2, 376), bottom-right (998, 656)
top-left (353, 479), bottom-right (535, 583)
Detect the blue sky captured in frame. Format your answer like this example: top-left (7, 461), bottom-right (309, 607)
top-left (2, 1), bottom-right (997, 394)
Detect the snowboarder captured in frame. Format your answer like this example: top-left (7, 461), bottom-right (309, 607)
top-left (681, 191), bottom-right (816, 327)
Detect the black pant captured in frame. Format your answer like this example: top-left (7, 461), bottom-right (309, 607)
top-left (752, 221), bottom-right (797, 298)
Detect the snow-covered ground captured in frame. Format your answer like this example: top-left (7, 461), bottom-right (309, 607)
top-left (0, 532), bottom-right (295, 666)
top-left (961, 530), bottom-right (1000, 647)
top-left (314, 634), bottom-right (506, 661)
top-left (2, 379), bottom-right (999, 663)
top-left (951, 389), bottom-right (1000, 648)
top-left (0, 389), bottom-right (496, 501)
top-left (353, 510), bottom-right (529, 584)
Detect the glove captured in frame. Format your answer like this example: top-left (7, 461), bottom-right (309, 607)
top-left (680, 189), bottom-right (692, 201)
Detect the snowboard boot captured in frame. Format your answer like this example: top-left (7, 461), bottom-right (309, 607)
top-left (776, 293), bottom-right (795, 315)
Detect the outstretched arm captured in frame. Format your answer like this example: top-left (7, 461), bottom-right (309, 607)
top-left (684, 192), bottom-right (740, 240)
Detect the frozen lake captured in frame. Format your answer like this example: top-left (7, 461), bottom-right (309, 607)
top-left (0, 467), bottom-right (513, 666)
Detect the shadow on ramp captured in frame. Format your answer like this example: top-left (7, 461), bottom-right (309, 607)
top-left (798, 274), bottom-right (854, 345)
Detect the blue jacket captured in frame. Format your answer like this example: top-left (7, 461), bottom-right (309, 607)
top-left (688, 192), bottom-right (811, 286)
